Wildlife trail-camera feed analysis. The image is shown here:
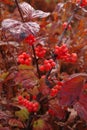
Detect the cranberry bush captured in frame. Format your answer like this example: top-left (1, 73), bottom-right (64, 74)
top-left (0, 0), bottom-right (87, 130)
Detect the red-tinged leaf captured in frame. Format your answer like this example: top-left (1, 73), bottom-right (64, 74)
top-left (19, 2), bottom-right (50, 20)
top-left (1, 19), bottom-right (40, 41)
top-left (74, 84), bottom-right (87, 122)
top-left (58, 73), bottom-right (87, 107)
top-left (8, 119), bottom-right (24, 128)
top-left (0, 127), bottom-right (10, 130)
top-left (14, 69), bottom-right (38, 89)
top-left (3, 66), bottom-right (38, 89)
top-left (49, 99), bottom-right (67, 120)
top-left (39, 77), bottom-right (50, 95)
top-left (0, 110), bottom-right (12, 120)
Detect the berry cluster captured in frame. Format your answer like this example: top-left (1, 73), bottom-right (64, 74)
top-left (77, 0), bottom-right (87, 7)
top-left (62, 22), bottom-right (71, 30)
top-left (18, 52), bottom-right (32, 65)
top-left (35, 45), bottom-right (47, 58)
top-left (25, 34), bottom-right (36, 46)
top-left (50, 81), bottom-right (63, 97)
top-left (54, 44), bottom-right (77, 63)
top-left (40, 59), bottom-right (56, 71)
top-left (18, 96), bottom-right (39, 112)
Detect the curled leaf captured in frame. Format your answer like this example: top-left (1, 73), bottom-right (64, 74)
top-left (19, 2), bottom-right (50, 20)
top-left (32, 10), bottom-right (50, 19)
top-left (19, 2), bottom-right (35, 19)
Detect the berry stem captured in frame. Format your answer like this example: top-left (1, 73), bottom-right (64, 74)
top-left (57, 0), bottom-right (82, 46)
top-left (45, 0), bottom-right (82, 88)
top-left (26, 113), bottom-right (34, 130)
top-left (32, 45), bottom-right (41, 78)
top-left (45, 69), bottom-right (53, 88)
top-left (15, 0), bottom-right (25, 22)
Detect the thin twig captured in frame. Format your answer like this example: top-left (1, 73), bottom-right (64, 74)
top-left (57, 0), bottom-right (82, 46)
top-left (32, 45), bottom-right (41, 78)
top-left (15, 0), bottom-right (24, 22)
top-left (26, 113), bottom-right (34, 130)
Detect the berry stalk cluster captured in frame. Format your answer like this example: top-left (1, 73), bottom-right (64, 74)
top-left (40, 59), bottom-right (56, 72)
top-left (54, 44), bottom-right (77, 63)
top-left (18, 96), bottom-right (39, 112)
top-left (35, 45), bottom-right (47, 58)
top-left (50, 81), bottom-right (63, 97)
top-left (25, 34), bottom-right (36, 46)
top-left (18, 52), bottom-right (32, 65)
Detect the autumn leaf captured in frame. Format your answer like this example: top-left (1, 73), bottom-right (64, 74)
top-left (33, 119), bottom-right (53, 130)
top-left (74, 84), bottom-right (87, 122)
top-left (0, 127), bottom-right (9, 130)
top-left (49, 99), bottom-right (67, 120)
top-left (19, 2), bottom-right (50, 20)
top-left (39, 76), bottom-right (50, 95)
top-left (15, 108), bottom-right (29, 121)
top-left (58, 73), bottom-right (87, 107)
top-left (1, 19), bottom-right (40, 41)
top-left (8, 119), bottom-right (24, 128)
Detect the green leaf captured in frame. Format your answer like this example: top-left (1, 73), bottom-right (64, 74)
top-left (0, 72), bottom-right (9, 80)
top-left (15, 108), bottom-right (29, 121)
top-left (33, 119), bottom-right (45, 129)
top-left (18, 64), bottom-right (34, 70)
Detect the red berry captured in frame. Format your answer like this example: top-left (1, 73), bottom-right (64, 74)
top-left (76, 0), bottom-right (87, 7)
top-left (18, 52), bottom-right (32, 65)
top-left (40, 65), bottom-right (45, 71)
top-left (51, 61), bottom-right (56, 67)
top-left (18, 96), bottom-right (39, 113)
top-left (35, 45), bottom-right (47, 58)
top-left (18, 96), bottom-right (23, 100)
top-left (57, 81), bottom-right (63, 86)
top-left (32, 102), bottom-right (39, 112)
top-left (25, 34), bottom-right (36, 46)
top-left (54, 44), bottom-right (77, 63)
top-left (50, 88), bottom-right (58, 97)
top-left (45, 63), bottom-right (52, 71)
top-left (48, 109), bottom-right (55, 116)
top-left (33, 95), bottom-right (37, 100)
top-left (63, 22), bottom-right (71, 30)
top-left (70, 53), bottom-right (77, 63)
